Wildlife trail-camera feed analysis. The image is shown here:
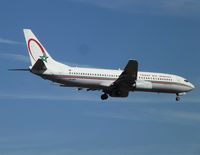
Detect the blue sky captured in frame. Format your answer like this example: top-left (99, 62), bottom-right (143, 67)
top-left (0, 0), bottom-right (200, 154)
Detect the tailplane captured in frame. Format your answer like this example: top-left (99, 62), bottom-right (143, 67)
top-left (31, 59), bottom-right (47, 71)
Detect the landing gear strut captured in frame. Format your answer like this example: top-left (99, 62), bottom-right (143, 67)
top-left (101, 93), bottom-right (108, 100)
top-left (176, 93), bottom-right (180, 101)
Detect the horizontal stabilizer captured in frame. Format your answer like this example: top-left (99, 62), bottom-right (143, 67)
top-left (8, 69), bottom-right (30, 71)
top-left (31, 59), bottom-right (47, 71)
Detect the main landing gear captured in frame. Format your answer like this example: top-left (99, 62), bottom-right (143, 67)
top-left (101, 93), bottom-right (108, 100)
top-left (176, 93), bottom-right (180, 101)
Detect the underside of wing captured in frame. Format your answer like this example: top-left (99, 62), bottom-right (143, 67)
top-left (104, 60), bottom-right (138, 97)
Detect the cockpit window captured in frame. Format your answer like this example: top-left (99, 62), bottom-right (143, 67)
top-left (184, 79), bottom-right (189, 82)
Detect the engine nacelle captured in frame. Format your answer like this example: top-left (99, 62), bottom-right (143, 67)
top-left (135, 80), bottom-right (152, 90)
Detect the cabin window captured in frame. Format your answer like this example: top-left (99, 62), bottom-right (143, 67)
top-left (184, 79), bottom-right (189, 82)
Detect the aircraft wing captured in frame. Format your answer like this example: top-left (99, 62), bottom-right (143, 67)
top-left (114, 59), bottom-right (138, 85)
top-left (105, 60), bottom-right (138, 97)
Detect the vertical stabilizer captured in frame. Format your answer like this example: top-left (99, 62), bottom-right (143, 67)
top-left (23, 29), bottom-right (54, 66)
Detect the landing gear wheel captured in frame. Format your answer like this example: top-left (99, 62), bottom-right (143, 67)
top-left (133, 83), bottom-right (136, 89)
top-left (176, 96), bottom-right (180, 101)
top-left (101, 94), bottom-right (108, 100)
top-left (176, 93), bottom-right (181, 101)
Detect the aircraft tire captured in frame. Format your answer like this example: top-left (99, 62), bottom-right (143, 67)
top-left (176, 96), bottom-right (180, 101)
top-left (101, 94), bottom-right (108, 100)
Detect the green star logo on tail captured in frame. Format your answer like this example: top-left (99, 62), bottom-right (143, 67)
top-left (40, 55), bottom-right (48, 62)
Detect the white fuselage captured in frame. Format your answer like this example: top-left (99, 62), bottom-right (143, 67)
top-left (24, 29), bottom-right (194, 100)
top-left (36, 64), bottom-right (194, 95)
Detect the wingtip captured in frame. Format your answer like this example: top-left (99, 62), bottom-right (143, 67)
top-left (129, 59), bottom-right (138, 62)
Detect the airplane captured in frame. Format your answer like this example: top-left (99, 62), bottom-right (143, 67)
top-left (21, 29), bottom-right (194, 101)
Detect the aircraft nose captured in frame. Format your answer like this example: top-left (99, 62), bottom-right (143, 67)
top-left (189, 83), bottom-right (195, 90)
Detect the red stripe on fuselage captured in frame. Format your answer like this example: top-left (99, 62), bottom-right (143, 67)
top-left (52, 75), bottom-right (117, 81)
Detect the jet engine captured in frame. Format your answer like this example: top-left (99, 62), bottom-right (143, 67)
top-left (135, 80), bottom-right (152, 90)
